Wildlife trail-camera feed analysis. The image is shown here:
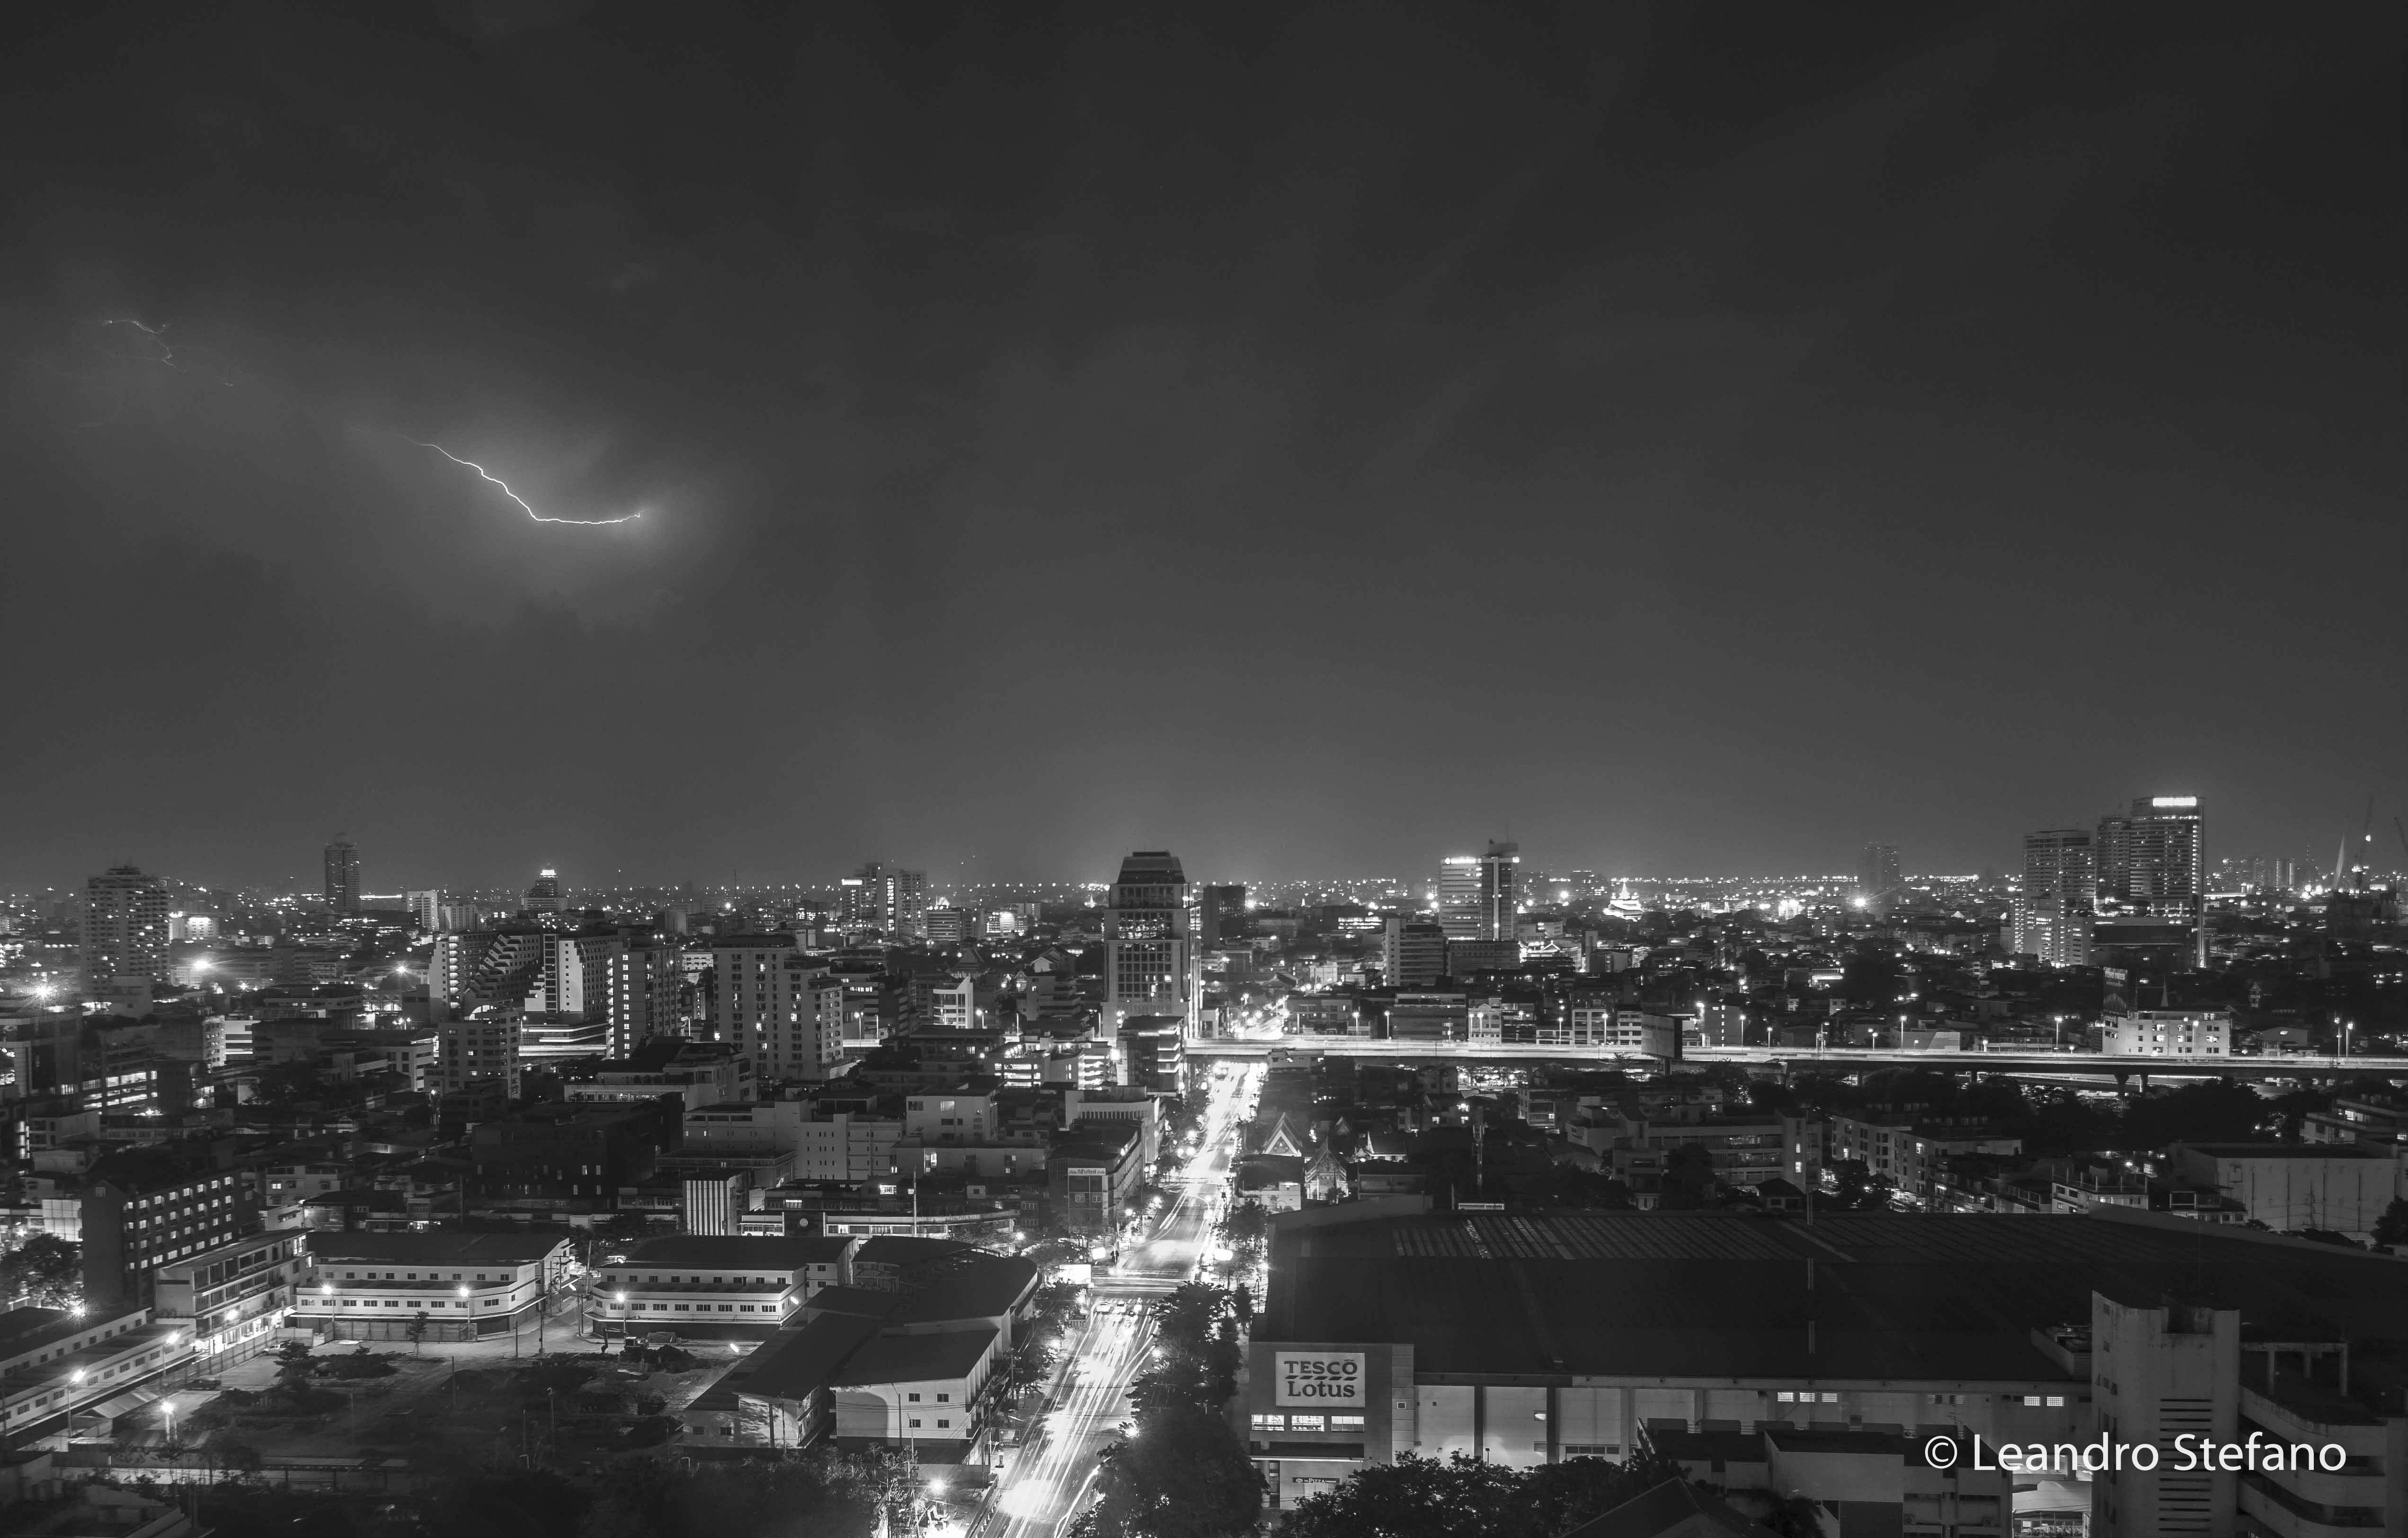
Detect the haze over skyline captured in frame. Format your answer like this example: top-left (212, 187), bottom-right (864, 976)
top-left (2, 3), bottom-right (2398, 892)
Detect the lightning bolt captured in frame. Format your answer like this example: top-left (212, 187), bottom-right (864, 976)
top-left (405, 439), bottom-right (642, 525)
top-left (101, 317), bottom-right (177, 366)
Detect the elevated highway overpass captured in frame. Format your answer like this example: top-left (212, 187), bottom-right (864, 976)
top-left (1185, 1035), bottom-right (2407, 1083)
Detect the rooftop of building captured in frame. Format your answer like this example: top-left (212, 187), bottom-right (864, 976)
top-left (892, 1254), bottom-right (1038, 1323)
top-left (1646, 1428), bottom-right (1765, 1467)
top-left (725, 1310), bottom-right (886, 1403)
top-left (1759, 1426), bottom-right (1922, 1458)
top-left (2171, 1142), bottom-right (2392, 1160)
top-left (1051, 1120), bottom-right (1140, 1157)
top-left (86, 1143), bottom-right (233, 1188)
top-left (1561, 1478), bottom-right (1774, 1538)
top-left (1257, 1209), bottom-right (2408, 1384)
top-left (305, 1228), bottom-right (576, 1264)
top-left (853, 1236), bottom-right (974, 1268)
top-left (614, 1235), bottom-right (855, 1269)
top-left (832, 1324), bottom-right (997, 1387)
top-left (0, 1307), bottom-right (74, 1355)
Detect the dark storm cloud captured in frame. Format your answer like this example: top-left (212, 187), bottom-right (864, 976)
top-left (0, 1), bottom-right (2398, 890)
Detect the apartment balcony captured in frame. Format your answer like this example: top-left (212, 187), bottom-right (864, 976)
top-left (2239, 1474), bottom-right (2389, 1536)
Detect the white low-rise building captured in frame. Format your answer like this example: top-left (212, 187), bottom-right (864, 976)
top-left (0, 1305), bottom-right (194, 1447)
top-left (589, 1233), bottom-right (860, 1341)
top-left (291, 1228), bottom-right (574, 1343)
top-left (2102, 1009), bottom-right (2230, 1057)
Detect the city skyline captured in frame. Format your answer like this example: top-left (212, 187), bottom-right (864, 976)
top-left (0, 9), bottom-right (2400, 1534)
top-left (9, 785), bottom-right (2405, 898)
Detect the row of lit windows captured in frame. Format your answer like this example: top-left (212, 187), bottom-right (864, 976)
top-left (1252, 1414), bottom-right (1365, 1431)
top-left (597, 1273), bottom-right (791, 1287)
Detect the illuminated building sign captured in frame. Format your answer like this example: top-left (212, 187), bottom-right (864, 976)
top-left (1275, 1351), bottom-right (1366, 1405)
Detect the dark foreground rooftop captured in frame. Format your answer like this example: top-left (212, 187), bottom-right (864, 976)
top-left (1258, 1209), bottom-right (2408, 1384)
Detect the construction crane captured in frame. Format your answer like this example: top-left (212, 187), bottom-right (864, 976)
top-left (2336, 796), bottom-right (2376, 889)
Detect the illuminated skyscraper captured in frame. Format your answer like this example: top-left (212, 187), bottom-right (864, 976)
top-left (524, 868), bottom-right (563, 914)
top-left (1857, 843), bottom-right (1901, 902)
top-left (2098, 797), bottom-right (2204, 915)
top-left (2098, 795), bottom-right (2206, 968)
top-left (839, 862), bottom-right (929, 939)
top-left (2014, 829), bottom-right (2096, 967)
top-left (83, 864), bottom-right (170, 987)
top-left (1103, 850), bottom-right (1200, 1037)
top-left (1439, 841), bottom-right (1519, 941)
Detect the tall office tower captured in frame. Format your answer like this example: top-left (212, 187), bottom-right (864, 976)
top-left (1439, 841), bottom-right (1519, 940)
top-left (2099, 795), bottom-right (2206, 966)
top-left (1197, 884), bottom-right (1249, 947)
top-left (82, 865), bottom-right (170, 988)
top-left (524, 868), bottom-right (563, 914)
top-left (1380, 916), bottom-right (1448, 989)
top-left (1857, 843), bottom-right (1902, 902)
top-left (1103, 850), bottom-right (1200, 1038)
top-left (322, 837), bottom-right (360, 914)
top-left (2014, 829), bottom-right (2097, 967)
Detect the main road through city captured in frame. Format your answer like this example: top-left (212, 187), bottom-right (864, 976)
top-left (992, 1063), bottom-right (1259, 1538)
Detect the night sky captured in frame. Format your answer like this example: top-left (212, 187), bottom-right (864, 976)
top-left (2, 2), bottom-right (2398, 892)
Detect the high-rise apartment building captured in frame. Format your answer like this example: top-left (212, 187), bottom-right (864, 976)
top-left (838, 862), bottom-right (929, 940)
top-left (431, 925), bottom-right (678, 1057)
top-left (2014, 829), bottom-right (2096, 967)
top-left (1439, 841), bottom-right (1519, 941)
top-left (428, 929), bottom-right (548, 1021)
top-left (604, 936), bottom-right (684, 1057)
top-left (323, 837), bottom-right (360, 913)
top-left (2097, 797), bottom-right (2203, 915)
top-left (2098, 795), bottom-right (2205, 966)
top-left (1857, 842), bottom-right (1901, 902)
top-left (83, 865), bottom-right (170, 989)
top-left (1103, 850), bottom-right (1200, 1038)
top-left (711, 934), bottom-right (845, 1081)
